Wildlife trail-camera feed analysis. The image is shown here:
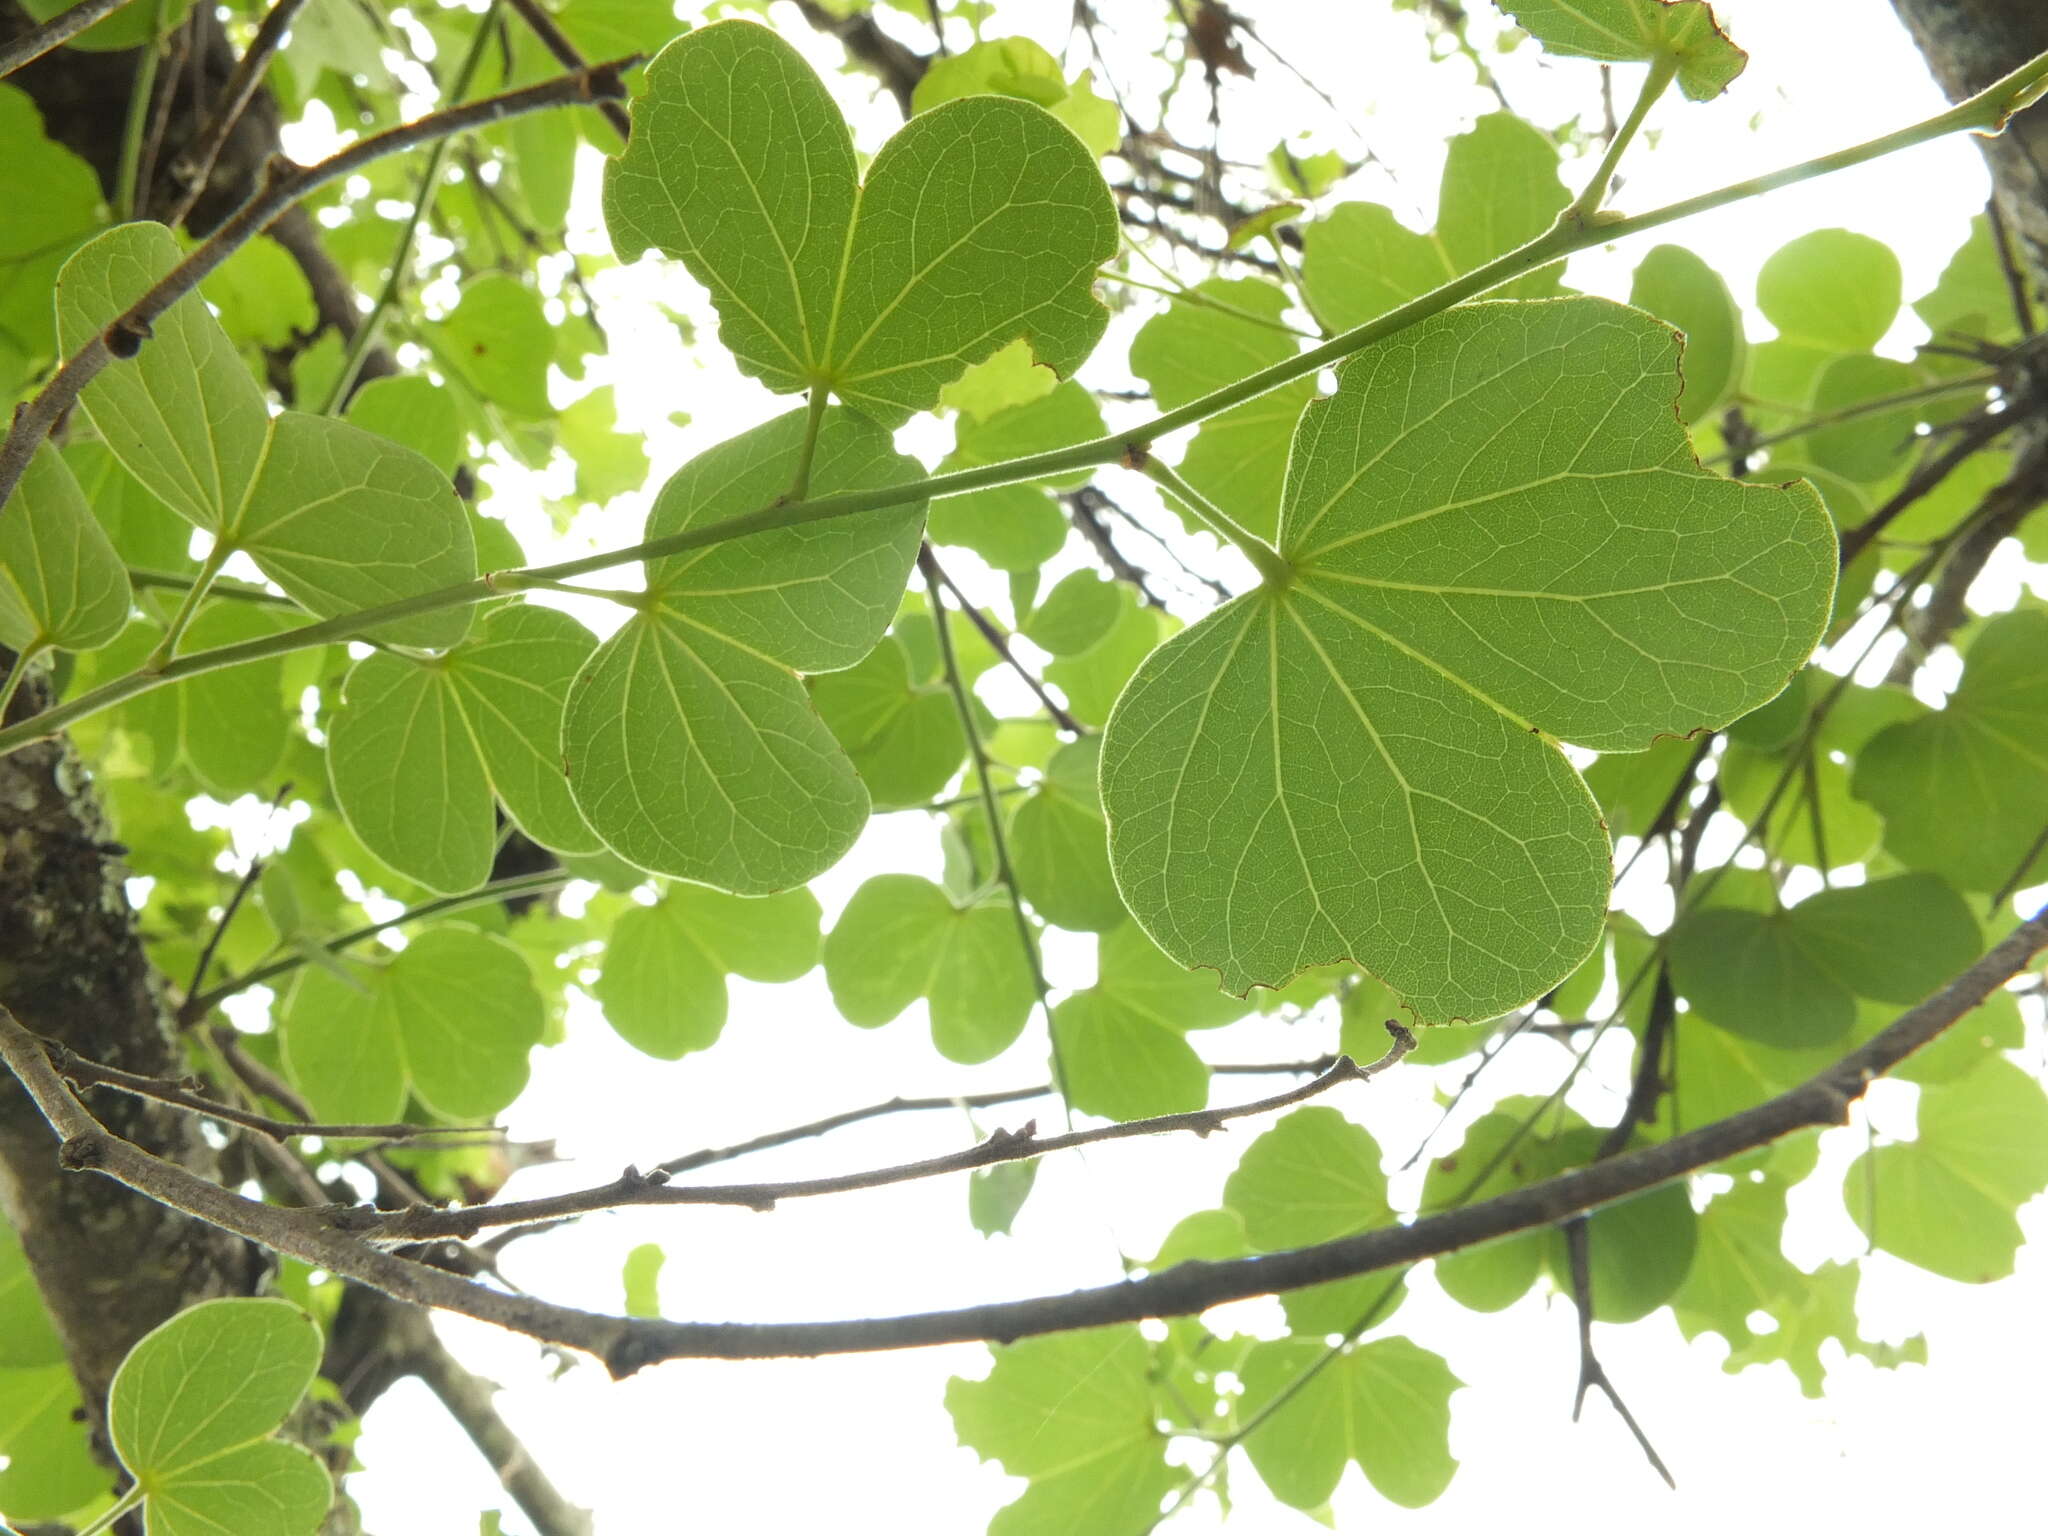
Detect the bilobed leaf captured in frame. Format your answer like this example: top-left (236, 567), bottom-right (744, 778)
top-left (1102, 298), bottom-right (1834, 1019)
top-left (57, 224), bottom-right (476, 648)
top-left (823, 875), bottom-right (1037, 1062)
top-left (1805, 353), bottom-right (1921, 483)
top-left (330, 603), bottom-right (600, 892)
top-left (0, 443), bottom-right (130, 654)
top-left (947, 1327), bottom-right (1175, 1536)
top-left (1045, 589), bottom-right (1174, 727)
top-left (1848, 1056), bottom-right (2048, 1283)
top-left (281, 928), bottom-right (542, 1123)
top-left (1629, 244), bottom-right (1744, 423)
top-left (596, 885), bottom-right (820, 1058)
top-left (1224, 1108), bottom-right (1397, 1328)
top-left (1852, 609), bottom-right (2048, 893)
top-left (1052, 921), bottom-right (1250, 1120)
top-left (107, 1298), bottom-right (329, 1536)
top-left (605, 20), bottom-right (1118, 425)
top-left (810, 636), bottom-right (966, 809)
top-left (1503, 0), bottom-right (1747, 99)
top-left (1238, 1335), bottom-right (1461, 1509)
top-left (562, 408), bottom-right (925, 891)
top-left (124, 602), bottom-right (299, 797)
top-left (559, 385), bottom-right (650, 504)
top-left (1422, 1102), bottom-right (1559, 1311)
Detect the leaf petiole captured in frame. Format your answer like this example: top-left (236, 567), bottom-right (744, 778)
top-left (143, 536), bottom-right (232, 672)
top-left (1141, 455), bottom-right (1291, 588)
top-left (1566, 53), bottom-right (1678, 225)
top-left (789, 385), bottom-right (831, 500)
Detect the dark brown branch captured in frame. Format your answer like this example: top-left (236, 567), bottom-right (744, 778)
top-left (0, 55), bottom-right (639, 519)
top-left (0, 0), bottom-right (135, 77)
top-left (160, 0), bottom-right (312, 229)
top-left (363, 1029), bottom-right (1418, 1241)
top-left (1900, 434), bottom-right (2048, 662)
top-left (789, 0), bottom-right (927, 114)
top-left (502, 0), bottom-right (632, 140)
top-left (1063, 486), bottom-right (1170, 606)
top-left (1562, 1217), bottom-right (1676, 1486)
top-left (2, 913), bottom-right (2039, 1378)
top-left (1837, 402), bottom-right (2021, 563)
top-left (920, 543), bottom-right (1085, 734)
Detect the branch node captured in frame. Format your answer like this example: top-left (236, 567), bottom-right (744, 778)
top-left (57, 1133), bottom-right (106, 1170)
top-left (103, 319), bottom-right (152, 360)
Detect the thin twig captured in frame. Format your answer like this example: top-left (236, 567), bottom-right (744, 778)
top-left (161, 0), bottom-right (314, 229)
top-left (921, 544), bottom-right (1084, 733)
top-left (0, 0), bottom-right (137, 76)
top-left (1563, 1217), bottom-right (1677, 1486)
top-left (502, 0), bottom-right (632, 139)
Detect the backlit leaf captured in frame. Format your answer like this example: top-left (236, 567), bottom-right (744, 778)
top-left (1503, 0), bottom-right (1747, 99)
top-left (0, 443), bottom-right (130, 654)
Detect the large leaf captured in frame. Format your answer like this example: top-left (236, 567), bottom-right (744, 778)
top-left (0, 443), bottom-right (130, 655)
top-left (1502, 1), bottom-right (1747, 99)
top-left (55, 223), bottom-right (475, 648)
top-left (1238, 1335), bottom-right (1461, 1509)
top-left (596, 885), bottom-right (821, 1058)
top-left (107, 1298), bottom-right (330, 1536)
top-left (1853, 609), bottom-right (2048, 893)
top-left (281, 927), bottom-right (543, 1123)
top-left (604, 20), bottom-right (1118, 425)
top-left (1102, 298), bottom-right (1834, 1018)
top-left (947, 1327), bottom-right (1176, 1536)
top-left (562, 408), bottom-right (926, 890)
top-left (329, 603), bottom-right (601, 893)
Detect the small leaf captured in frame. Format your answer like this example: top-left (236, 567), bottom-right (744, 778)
top-left (346, 375), bottom-right (463, 474)
top-left (596, 885), bottom-right (821, 1058)
top-left (810, 635), bottom-right (967, 809)
top-left (1011, 737), bottom-right (1124, 933)
top-left (0, 442), bottom-right (131, 654)
top-left (622, 1244), bottom-right (665, 1317)
top-left (606, 21), bottom-right (1118, 425)
top-left (1756, 228), bottom-right (1902, 353)
top-left (1502, 0), bottom-right (1747, 100)
top-left (968, 1158), bottom-right (1038, 1237)
top-left (823, 874), bottom-right (1037, 1062)
top-left (1238, 1336), bottom-right (1461, 1509)
top-left (1023, 570), bottom-right (1120, 656)
top-left (911, 35), bottom-right (1122, 157)
top-left (430, 274), bottom-right (555, 419)
top-left (108, 1298), bottom-right (329, 1536)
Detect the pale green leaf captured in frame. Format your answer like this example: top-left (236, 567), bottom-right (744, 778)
top-left (1103, 299), bottom-right (1834, 1018)
top-left (947, 1327), bottom-right (1176, 1536)
top-left (0, 1363), bottom-right (110, 1522)
top-left (1722, 1259), bottom-right (1923, 1398)
top-left (604, 20), bottom-right (1118, 424)
top-left (1024, 570), bottom-right (1120, 655)
top-left (1422, 1105), bottom-right (1553, 1311)
top-left (346, 375), bottom-right (463, 474)
top-left (1502, 0), bottom-right (1747, 99)
top-left (0, 442), bottom-right (131, 654)
top-left (912, 36), bottom-right (1121, 157)
top-left (0, 86), bottom-right (102, 396)
top-left (1541, 1130), bottom-right (1697, 1321)
top-left (563, 408), bottom-right (925, 890)
top-left (623, 1243), bottom-right (665, 1317)
top-left (968, 1158), bottom-right (1039, 1236)
top-left (1756, 228), bottom-right (1901, 352)
top-left (597, 885), bottom-right (820, 1058)
top-left (811, 636), bottom-right (967, 809)
top-left (1628, 244), bottom-right (1744, 423)
top-left (431, 274), bottom-right (555, 419)
top-left (207, 237), bottom-right (316, 351)
top-left (559, 385), bottom-right (650, 504)
top-left (1806, 353), bottom-right (1921, 483)
top-left (1011, 737), bottom-right (1124, 933)
top-left (1914, 213), bottom-right (2021, 345)
top-left (1238, 1336), bottom-right (1461, 1509)
top-left (1045, 589), bottom-right (1172, 728)
top-left (0, 1228), bottom-right (60, 1371)
top-left (823, 874), bottom-right (1037, 1062)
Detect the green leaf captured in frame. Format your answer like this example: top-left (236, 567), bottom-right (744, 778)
top-left (824, 874), bottom-right (1037, 1062)
top-left (1045, 589), bottom-right (1173, 728)
top-left (0, 86), bottom-right (102, 396)
top-left (1805, 353), bottom-right (1921, 483)
top-left (622, 1243), bottom-right (665, 1317)
top-left (19, 0), bottom-right (192, 53)
top-left (1225, 1108), bottom-right (1395, 1332)
top-left (0, 442), bottom-right (131, 655)
top-left (123, 603), bottom-right (298, 797)
top-left (1894, 986), bottom-right (2023, 1086)
top-left (1238, 1336), bottom-right (1461, 1509)
top-left (65, 438), bottom-right (194, 573)
top-left (1130, 278), bottom-right (1312, 543)
top-left (1052, 920), bottom-right (1249, 1120)
top-left (1421, 1103), bottom-right (1554, 1311)
top-left (1914, 213), bottom-right (2021, 346)
top-left (559, 386), bottom-right (650, 504)
top-left (1722, 1259), bottom-right (1923, 1398)
top-left (1756, 228), bottom-right (1901, 353)
top-left (1848, 1056), bottom-right (2048, 1283)
top-left (282, 927), bottom-right (542, 1123)
top-left (605, 20), bottom-right (1118, 425)
top-left (1670, 1174), bottom-right (1802, 1356)
top-left (430, 274), bottom-right (556, 419)
top-left (1501, 0), bottom-right (1747, 99)
top-left (911, 35), bottom-right (1121, 157)
top-left (0, 1228), bottom-right (60, 1372)
top-left (107, 1298), bottom-right (329, 1536)
top-left (949, 1327), bottom-right (1175, 1536)
top-left (811, 635), bottom-right (967, 808)
top-left (206, 237), bottom-right (316, 352)
top-left (330, 603), bottom-right (601, 892)
top-left (1628, 244), bottom-right (1744, 423)
top-left (0, 1363), bottom-right (108, 1522)
top-left (1541, 1131), bottom-right (1697, 1322)
top-left (563, 407), bottom-right (924, 890)
top-left (596, 884), bottom-right (820, 1058)
top-left (939, 337), bottom-right (1058, 421)
top-left (1102, 298), bottom-right (1834, 1018)
top-left (1024, 570), bottom-right (1121, 656)
top-left (968, 1158), bottom-right (1039, 1236)
top-left (57, 224), bottom-right (476, 649)
top-left (1011, 737), bottom-right (1124, 933)
top-left (346, 375), bottom-right (464, 475)
top-left (929, 382), bottom-right (1105, 570)
top-left (1853, 609), bottom-right (2048, 892)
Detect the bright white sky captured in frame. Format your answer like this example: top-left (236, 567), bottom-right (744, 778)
top-left (299, 2), bottom-right (2048, 1531)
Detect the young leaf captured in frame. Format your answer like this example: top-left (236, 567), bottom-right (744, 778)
top-left (1240, 1336), bottom-right (1462, 1509)
top-left (1102, 298), bottom-right (1834, 1018)
top-left (329, 602), bottom-right (601, 893)
top-left (562, 407), bottom-right (925, 891)
top-left (596, 885), bottom-right (821, 1059)
top-left (1051, 921), bottom-right (1250, 1120)
top-left (823, 874), bottom-right (1037, 1063)
top-left (911, 35), bottom-right (1121, 157)
top-left (1503, 0), bottom-right (1747, 100)
top-left (603, 20), bottom-right (1118, 424)
top-left (107, 1298), bottom-right (330, 1536)
top-left (947, 1327), bottom-right (1176, 1534)
top-left (0, 442), bottom-right (131, 655)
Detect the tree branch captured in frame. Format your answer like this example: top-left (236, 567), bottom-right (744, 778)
top-left (0, 0), bottom-right (135, 77)
top-left (501, 0), bottom-right (630, 140)
top-left (921, 544), bottom-right (1085, 734)
top-left (158, 0), bottom-right (309, 228)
